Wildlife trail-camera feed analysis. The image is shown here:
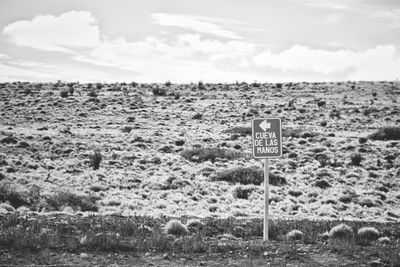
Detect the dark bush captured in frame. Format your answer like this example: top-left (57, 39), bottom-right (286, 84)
top-left (213, 167), bottom-right (286, 186)
top-left (368, 127), bottom-right (400, 140)
top-left (152, 87), bottom-right (167, 96)
top-left (60, 90), bottom-right (69, 98)
top-left (313, 179), bottom-right (331, 189)
top-left (233, 186), bottom-right (254, 199)
top-left (282, 128), bottom-right (319, 138)
top-left (223, 126), bottom-right (251, 136)
top-left (0, 180), bottom-right (41, 208)
top-left (89, 150), bottom-right (102, 170)
top-left (350, 153), bottom-right (363, 166)
top-left (181, 147), bottom-right (243, 163)
top-left (88, 91), bottom-right (98, 98)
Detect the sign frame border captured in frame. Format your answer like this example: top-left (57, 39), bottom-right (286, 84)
top-left (252, 117), bottom-right (283, 159)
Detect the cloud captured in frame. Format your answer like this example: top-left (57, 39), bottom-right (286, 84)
top-left (73, 33), bottom-right (256, 82)
top-left (0, 55), bottom-right (58, 81)
top-left (151, 13), bottom-right (242, 39)
top-left (253, 44), bottom-right (400, 80)
top-left (2, 11), bottom-right (100, 53)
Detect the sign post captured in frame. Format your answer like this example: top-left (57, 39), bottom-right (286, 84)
top-left (252, 118), bottom-right (282, 241)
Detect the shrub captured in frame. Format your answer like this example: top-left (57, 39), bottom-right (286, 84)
top-left (164, 220), bottom-right (188, 236)
top-left (186, 219), bottom-right (204, 233)
top-left (46, 190), bottom-right (99, 212)
top-left (350, 153), bottom-right (363, 166)
top-left (223, 126), bottom-right (251, 136)
top-left (152, 87), bottom-right (167, 96)
top-left (282, 128), bottom-right (319, 138)
top-left (233, 186), bottom-right (254, 199)
top-left (213, 167), bottom-right (286, 186)
top-left (180, 147), bottom-right (243, 163)
top-left (286, 230), bottom-right (304, 241)
top-left (89, 150), bottom-right (102, 170)
top-left (88, 90), bottom-right (98, 97)
top-left (198, 81), bottom-right (206, 90)
top-left (357, 227), bottom-right (379, 245)
top-left (329, 223), bottom-right (353, 241)
top-left (60, 90), bottom-right (69, 98)
top-left (313, 179), bottom-right (331, 189)
top-left (368, 127), bottom-right (400, 140)
top-left (0, 180), bottom-right (41, 208)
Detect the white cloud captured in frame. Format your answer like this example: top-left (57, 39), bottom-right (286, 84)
top-left (151, 13), bottom-right (242, 39)
top-left (253, 44), bottom-right (400, 80)
top-left (2, 11), bottom-right (100, 53)
top-left (73, 33), bottom-right (256, 82)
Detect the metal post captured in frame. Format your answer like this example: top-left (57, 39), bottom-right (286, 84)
top-left (264, 158), bottom-right (269, 241)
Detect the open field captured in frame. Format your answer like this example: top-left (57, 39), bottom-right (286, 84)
top-left (0, 81), bottom-right (400, 266)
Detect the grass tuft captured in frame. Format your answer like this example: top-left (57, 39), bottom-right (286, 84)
top-left (286, 230), bottom-right (304, 241)
top-left (164, 219), bottom-right (189, 236)
top-left (357, 227), bottom-right (380, 245)
top-left (329, 223), bottom-right (353, 241)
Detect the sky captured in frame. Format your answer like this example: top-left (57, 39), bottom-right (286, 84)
top-left (0, 0), bottom-right (399, 83)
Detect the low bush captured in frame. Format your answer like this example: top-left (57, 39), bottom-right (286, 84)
top-left (181, 147), bottom-right (243, 163)
top-left (60, 90), bottom-right (69, 98)
top-left (213, 167), bottom-right (287, 186)
top-left (282, 128), bottom-right (319, 138)
top-left (0, 180), bottom-right (41, 208)
top-left (368, 127), bottom-right (400, 140)
top-left (46, 190), bottom-right (99, 212)
top-left (286, 230), bottom-right (304, 241)
top-left (164, 219), bottom-right (188, 236)
top-left (223, 126), bottom-right (251, 136)
top-left (233, 186), bottom-right (254, 199)
top-left (357, 227), bottom-right (380, 245)
top-left (152, 87), bottom-right (167, 96)
top-left (329, 223), bottom-right (353, 241)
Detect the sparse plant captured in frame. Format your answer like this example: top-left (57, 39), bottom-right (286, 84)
top-left (164, 220), bottom-right (188, 236)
